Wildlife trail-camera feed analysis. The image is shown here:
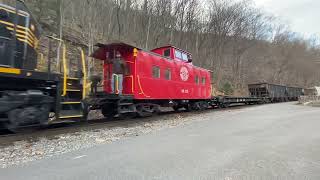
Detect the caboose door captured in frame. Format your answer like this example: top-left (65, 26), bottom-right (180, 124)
top-left (103, 56), bottom-right (128, 95)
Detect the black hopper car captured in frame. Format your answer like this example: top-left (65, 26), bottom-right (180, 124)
top-left (248, 83), bottom-right (303, 102)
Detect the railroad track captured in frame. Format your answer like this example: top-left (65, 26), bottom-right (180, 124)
top-left (0, 104), bottom-right (257, 146)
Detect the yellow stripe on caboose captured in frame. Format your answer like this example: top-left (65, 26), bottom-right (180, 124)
top-left (0, 67), bottom-right (21, 74)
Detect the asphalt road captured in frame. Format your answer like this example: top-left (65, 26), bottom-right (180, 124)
top-left (1, 103), bottom-right (320, 180)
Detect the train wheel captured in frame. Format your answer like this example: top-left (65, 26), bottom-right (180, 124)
top-left (191, 102), bottom-right (203, 111)
top-left (6, 105), bottom-right (50, 133)
top-left (199, 102), bottom-right (209, 111)
top-left (184, 104), bottom-right (192, 112)
top-left (136, 106), bottom-right (152, 117)
top-left (136, 104), bottom-right (158, 117)
top-left (223, 103), bottom-right (230, 108)
top-left (102, 103), bottom-right (117, 120)
top-left (173, 106), bottom-right (180, 112)
top-left (81, 102), bottom-right (89, 122)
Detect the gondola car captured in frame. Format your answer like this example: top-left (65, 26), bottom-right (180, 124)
top-left (89, 42), bottom-right (212, 117)
top-left (0, 1), bottom-right (88, 132)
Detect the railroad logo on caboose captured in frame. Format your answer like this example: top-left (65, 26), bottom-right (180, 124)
top-left (180, 67), bottom-right (189, 81)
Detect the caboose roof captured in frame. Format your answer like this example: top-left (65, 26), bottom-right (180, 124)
top-left (91, 41), bottom-right (142, 60)
top-left (91, 42), bottom-right (193, 60)
top-left (151, 45), bottom-right (192, 56)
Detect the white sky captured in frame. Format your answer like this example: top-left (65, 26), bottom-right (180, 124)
top-left (253, 0), bottom-right (320, 39)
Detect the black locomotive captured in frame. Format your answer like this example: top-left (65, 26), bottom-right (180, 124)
top-left (0, 0), bottom-right (88, 132)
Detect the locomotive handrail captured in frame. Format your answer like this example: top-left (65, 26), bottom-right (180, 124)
top-left (62, 43), bottom-right (67, 96)
top-left (80, 48), bottom-right (87, 99)
top-left (35, 52), bottom-right (45, 72)
top-left (47, 36), bottom-right (88, 97)
top-left (47, 35), bottom-right (64, 74)
top-left (47, 35), bottom-right (63, 42)
top-left (46, 36), bottom-right (68, 96)
top-left (0, 36), bottom-right (10, 40)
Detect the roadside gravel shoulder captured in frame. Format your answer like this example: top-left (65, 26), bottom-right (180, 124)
top-left (0, 108), bottom-right (225, 168)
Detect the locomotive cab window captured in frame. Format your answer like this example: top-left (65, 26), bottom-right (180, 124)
top-left (164, 49), bottom-right (171, 58)
top-left (165, 69), bottom-right (171, 80)
top-left (152, 66), bottom-right (160, 78)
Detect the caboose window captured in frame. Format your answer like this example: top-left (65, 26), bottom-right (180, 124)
top-left (175, 50), bottom-right (182, 59)
top-left (165, 69), bottom-right (171, 80)
top-left (164, 49), bottom-right (171, 57)
top-left (182, 53), bottom-right (188, 61)
top-left (152, 66), bottom-right (160, 78)
top-left (195, 75), bottom-right (199, 84)
top-left (202, 77), bottom-right (206, 85)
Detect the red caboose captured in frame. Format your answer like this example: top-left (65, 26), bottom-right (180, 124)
top-left (90, 42), bottom-right (212, 117)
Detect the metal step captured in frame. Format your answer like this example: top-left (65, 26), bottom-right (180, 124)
top-left (119, 110), bottom-right (136, 114)
top-left (119, 103), bottom-right (136, 114)
top-left (67, 77), bottom-right (80, 80)
top-left (61, 101), bottom-right (81, 105)
top-left (67, 85), bottom-right (82, 90)
top-left (59, 115), bottom-right (83, 119)
top-left (49, 119), bottom-right (79, 124)
top-left (119, 103), bottom-right (134, 106)
top-left (66, 89), bottom-right (81, 92)
top-left (59, 110), bottom-right (83, 119)
top-left (61, 97), bottom-right (83, 102)
top-left (66, 77), bottom-right (82, 89)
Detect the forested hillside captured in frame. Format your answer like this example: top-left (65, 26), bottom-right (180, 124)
top-left (23, 0), bottom-right (320, 95)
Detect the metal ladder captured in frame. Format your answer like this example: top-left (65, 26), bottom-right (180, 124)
top-left (58, 42), bottom-right (88, 120)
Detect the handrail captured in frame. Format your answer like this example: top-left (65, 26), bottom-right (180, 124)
top-left (39, 53), bottom-right (44, 64)
top-left (137, 75), bottom-right (150, 98)
top-left (80, 48), bottom-right (87, 99)
top-left (47, 35), bottom-right (63, 42)
top-left (62, 43), bottom-right (67, 96)
top-left (114, 74), bottom-right (119, 94)
top-left (47, 35), bottom-right (64, 74)
top-left (34, 52), bottom-right (44, 72)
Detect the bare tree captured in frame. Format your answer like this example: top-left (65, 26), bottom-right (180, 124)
top-left (16, 0), bottom-right (320, 93)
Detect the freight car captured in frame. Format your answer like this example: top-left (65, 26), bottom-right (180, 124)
top-left (0, 1), bottom-right (88, 132)
top-left (88, 42), bottom-right (213, 117)
top-left (214, 96), bottom-right (264, 108)
top-left (287, 86), bottom-right (304, 101)
top-left (248, 83), bottom-right (303, 102)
